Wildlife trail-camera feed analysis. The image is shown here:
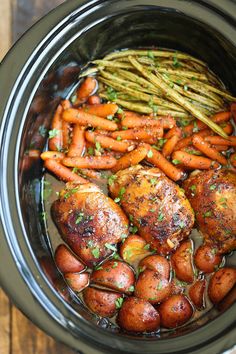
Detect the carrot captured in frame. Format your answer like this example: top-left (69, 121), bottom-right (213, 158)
top-left (174, 129), bottom-right (212, 151)
top-left (121, 114), bottom-right (175, 129)
top-left (112, 145), bottom-right (148, 172)
top-left (63, 108), bottom-right (118, 131)
top-left (41, 151), bottom-right (65, 161)
top-left (87, 95), bottom-right (101, 105)
top-left (230, 153), bottom-right (236, 168)
top-left (205, 136), bottom-right (236, 147)
top-left (111, 126), bottom-right (163, 143)
top-left (81, 103), bottom-right (118, 117)
top-left (181, 147), bottom-right (203, 156)
top-left (78, 168), bottom-right (107, 180)
top-left (63, 156), bottom-right (117, 169)
top-left (62, 121), bottom-right (70, 150)
top-left (172, 151), bottom-right (219, 170)
top-left (164, 127), bottom-right (182, 139)
top-left (73, 77), bottom-right (97, 106)
top-left (192, 135), bottom-right (227, 165)
top-left (183, 111), bottom-right (231, 136)
top-left (49, 104), bottom-right (63, 151)
top-left (67, 125), bottom-right (85, 157)
top-left (85, 131), bottom-right (131, 152)
top-left (231, 103), bottom-right (236, 124)
top-left (144, 144), bottom-right (184, 181)
top-left (221, 122), bottom-right (234, 135)
top-left (162, 135), bottom-right (181, 157)
top-left (212, 145), bottom-right (229, 152)
top-left (61, 99), bottom-right (71, 110)
top-left (44, 159), bottom-right (88, 183)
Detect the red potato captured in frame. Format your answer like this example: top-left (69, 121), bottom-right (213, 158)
top-left (208, 267), bottom-right (236, 304)
top-left (90, 260), bottom-right (135, 294)
top-left (117, 297), bottom-right (160, 333)
top-left (171, 240), bottom-right (195, 283)
top-left (134, 269), bottom-right (171, 304)
top-left (64, 272), bottom-right (89, 293)
top-left (119, 235), bottom-right (151, 267)
top-left (83, 287), bottom-right (121, 317)
top-left (139, 255), bottom-right (170, 280)
top-left (55, 244), bottom-right (85, 273)
top-left (189, 279), bottom-right (206, 309)
top-left (158, 294), bottom-right (193, 328)
top-left (194, 244), bottom-right (222, 273)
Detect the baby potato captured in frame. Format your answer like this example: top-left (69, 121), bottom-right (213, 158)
top-left (117, 297), bottom-right (160, 333)
top-left (158, 294), bottom-right (193, 328)
top-left (55, 244), bottom-right (85, 273)
top-left (139, 255), bottom-right (170, 280)
top-left (194, 244), bottom-right (222, 273)
top-left (171, 240), bottom-right (194, 283)
top-left (189, 279), bottom-right (206, 309)
top-left (91, 260), bottom-right (135, 294)
top-left (208, 267), bottom-right (236, 304)
top-left (120, 235), bottom-right (150, 267)
top-left (83, 287), bottom-right (122, 317)
top-left (135, 269), bottom-right (171, 304)
top-left (64, 272), bottom-right (89, 293)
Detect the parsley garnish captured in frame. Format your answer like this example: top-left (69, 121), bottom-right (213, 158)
top-left (115, 297), bottom-right (124, 309)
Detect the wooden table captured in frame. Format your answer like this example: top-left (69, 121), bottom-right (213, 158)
top-left (0, 3), bottom-right (77, 353)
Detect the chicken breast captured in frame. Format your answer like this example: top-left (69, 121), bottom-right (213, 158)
top-left (183, 169), bottom-right (236, 254)
top-left (52, 182), bottom-right (129, 266)
top-left (109, 165), bottom-right (194, 255)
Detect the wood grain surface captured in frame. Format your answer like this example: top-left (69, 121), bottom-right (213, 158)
top-left (0, 2), bottom-right (77, 353)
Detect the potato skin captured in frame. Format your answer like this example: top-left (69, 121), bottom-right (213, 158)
top-left (189, 279), bottom-right (206, 309)
top-left (194, 244), bottom-right (222, 273)
top-left (120, 235), bottom-right (150, 267)
top-left (158, 294), bottom-right (193, 328)
top-left (55, 244), bottom-right (85, 273)
top-left (135, 269), bottom-right (171, 304)
top-left (171, 240), bottom-right (194, 283)
top-left (208, 267), bottom-right (236, 304)
top-left (139, 255), bottom-right (170, 280)
top-left (90, 260), bottom-right (135, 294)
top-left (64, 272), bottom-right (89, 293)
top-left (117, 297), bottom-right (160, 332)
top-left (83, 287), bottom-right (121, 317)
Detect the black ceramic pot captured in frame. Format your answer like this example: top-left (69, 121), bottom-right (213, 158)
top-left (0, 1), bottom-right (236, 353)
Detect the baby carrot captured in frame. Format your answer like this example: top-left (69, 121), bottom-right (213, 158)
top-left (81, 103), bottom-right (118, 117)
top-left (231, 102), bottom-right (236, 123)
top-left (164, 126), bottom-right (182, 139)
top-left (162, 135), bottom-right (181, 157)
top-left (63, 156), bottom-right (117, 169)
top-left (49, 104), bottom-right (63, 151)
top-left (41, 151), bottom-right (65, 161)
top-left (212, 145), bottom-right (228, 152)
top-left (61, 100), bottom-right (71, 150)
top-left (85, 131), bottom-right (131, 152)
top-left (112, 145), bottom-right (148, 172)
top-left (111, 126), bottom-right (163, 143)
top-left (230, 153), bottom-right (236, 168)
top-left (73, 77), bottom-right (97, 106)
top-left (87, 95), bottom-right (101, 105)
top-left (183, 111), bottom-right (231, 136)
top-left (121, 114), bottom-right (175, 129)
top-left (44, 159), bottom-right (88, 183)
top-left (174, 129), bottom-right (212, 151)
top-left (63, 108), bottom-right (118, 131)
top-left (67, 125), bottom-right (85, 157)
top-left (172, 151), bottom-right (219, 170)
top-left (145, 144), bottom-right (184, 181)
top-left (61, 99), bottom-right (71, 110)
top-left (205, 136), bottom-right (236, 147)
top-left (192, 135), bottom-right (227, 165)
top-left (221, 122), bottom-right (234, 135)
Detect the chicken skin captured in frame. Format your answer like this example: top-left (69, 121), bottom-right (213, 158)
top-left (183, 169), bottom-right (236, 254)
top-left (52, 183), bottom-right (129, 266)
top-left (109, 165), bottom-right (195, 255)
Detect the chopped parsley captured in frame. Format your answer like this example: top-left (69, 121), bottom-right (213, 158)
top-left (128, 285), bottom-right (135, 292)
top-left (147, 150), bottom-right (153, 158)
top-left (203, 211), bottom-right (212, 218)
top-left (210, 184), bottom-right (217, 190)
top-left (75, 212), bottom-right (84, 224)
top-left (130, 225), bottom-right (138, 234)
top-left (107, 87), bottom-right (117, 101)
top-left (87, 147), bottom-right (94, 156)
top-left (91, 247), bottom-right (100, 259)
top-left (158, 212), bottom-right (164, 221)
top-left (105, 243), bottom-right (117, 252)
top-left (49, 129), bottom-right (59, 139)
top-left (115, 297), bottom-right (124, 309)
top-left (63, 187), bottom-right (79, 199)
top-left (147, 50), bottom-right (155, 59)
top-left (172, 159), bottom-right (181, 165)
top-left (108, 174), bottom-right (117, 186)
top-left (116, 136), bottom-right (122, 141)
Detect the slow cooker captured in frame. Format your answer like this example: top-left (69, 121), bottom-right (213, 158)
top-left (0, 0), bottom-right (235, 353)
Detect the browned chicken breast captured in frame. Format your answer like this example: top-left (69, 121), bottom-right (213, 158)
top-left (52, 183), bottom-right (129, 266)
top-left (183, 169), bottom-right (236, 254)
top-left (109, 165), bottom-right (194, 255)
